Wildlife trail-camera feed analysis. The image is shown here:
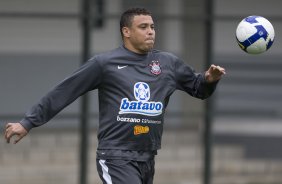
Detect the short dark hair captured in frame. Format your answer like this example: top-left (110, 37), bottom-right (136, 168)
top-left (120, 7), bottom-right (152, 38)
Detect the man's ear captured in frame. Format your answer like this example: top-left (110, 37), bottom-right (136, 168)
top-left (122, 27), bottom-right (130, 38)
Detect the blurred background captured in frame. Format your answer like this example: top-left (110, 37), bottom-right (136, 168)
top-left (0, 0), bottom-right (282, 184)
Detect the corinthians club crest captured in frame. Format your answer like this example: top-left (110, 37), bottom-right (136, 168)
top-left (149, 60), bottom-right (161, 75)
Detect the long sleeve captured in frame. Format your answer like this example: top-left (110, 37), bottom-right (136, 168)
top-left (20, 57), bottom-right (103, 131)
top-left (174, 59), bottom-right (218, 99)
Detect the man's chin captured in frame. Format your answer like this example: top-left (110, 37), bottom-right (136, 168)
top-left (145, 44), bottom-right (154, 51)
top-left (138, 44), bottom-right (154, 54)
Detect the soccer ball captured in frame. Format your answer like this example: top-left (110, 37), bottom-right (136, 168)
top-left (236, 15), bottom-right (275, 54)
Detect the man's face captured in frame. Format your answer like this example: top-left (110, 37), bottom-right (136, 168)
top-left (123, 15), bottom-right (155, 54)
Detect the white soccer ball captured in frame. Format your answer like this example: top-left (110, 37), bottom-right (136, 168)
top-left (236, 15), bottom-right (275, 54)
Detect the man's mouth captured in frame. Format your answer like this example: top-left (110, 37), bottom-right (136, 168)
top-left (145, 39), bottom-right (154, 43)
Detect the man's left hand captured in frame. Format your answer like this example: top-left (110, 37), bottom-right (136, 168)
top-left (205, 64), bottom-right (226, 83)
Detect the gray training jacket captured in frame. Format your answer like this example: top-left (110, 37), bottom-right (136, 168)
top-left (20, 45), bottom-right (217, 154)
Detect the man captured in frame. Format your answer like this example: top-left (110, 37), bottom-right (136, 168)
top-left (5, 7), bottom-right (225, 184)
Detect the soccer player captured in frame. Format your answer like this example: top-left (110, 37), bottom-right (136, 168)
top-left (4, 7), bottom-right (225, 184)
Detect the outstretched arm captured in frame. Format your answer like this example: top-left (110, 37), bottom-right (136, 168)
top-left (175, 58), bottom-right (226, 99)
top-left (5, 122), bottom-right (28, 144)
top-left (4, 57), bottom-right (102, 144)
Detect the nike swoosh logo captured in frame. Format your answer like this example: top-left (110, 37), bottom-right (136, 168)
top-left (118, 65), bottom-right (128, 69)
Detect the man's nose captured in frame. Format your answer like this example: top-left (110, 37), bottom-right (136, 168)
top-left (148, 28), bottom-right (154, 35)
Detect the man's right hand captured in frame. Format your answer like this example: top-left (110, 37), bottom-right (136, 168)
top-left (4, 122), bottom-right (28, 144)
